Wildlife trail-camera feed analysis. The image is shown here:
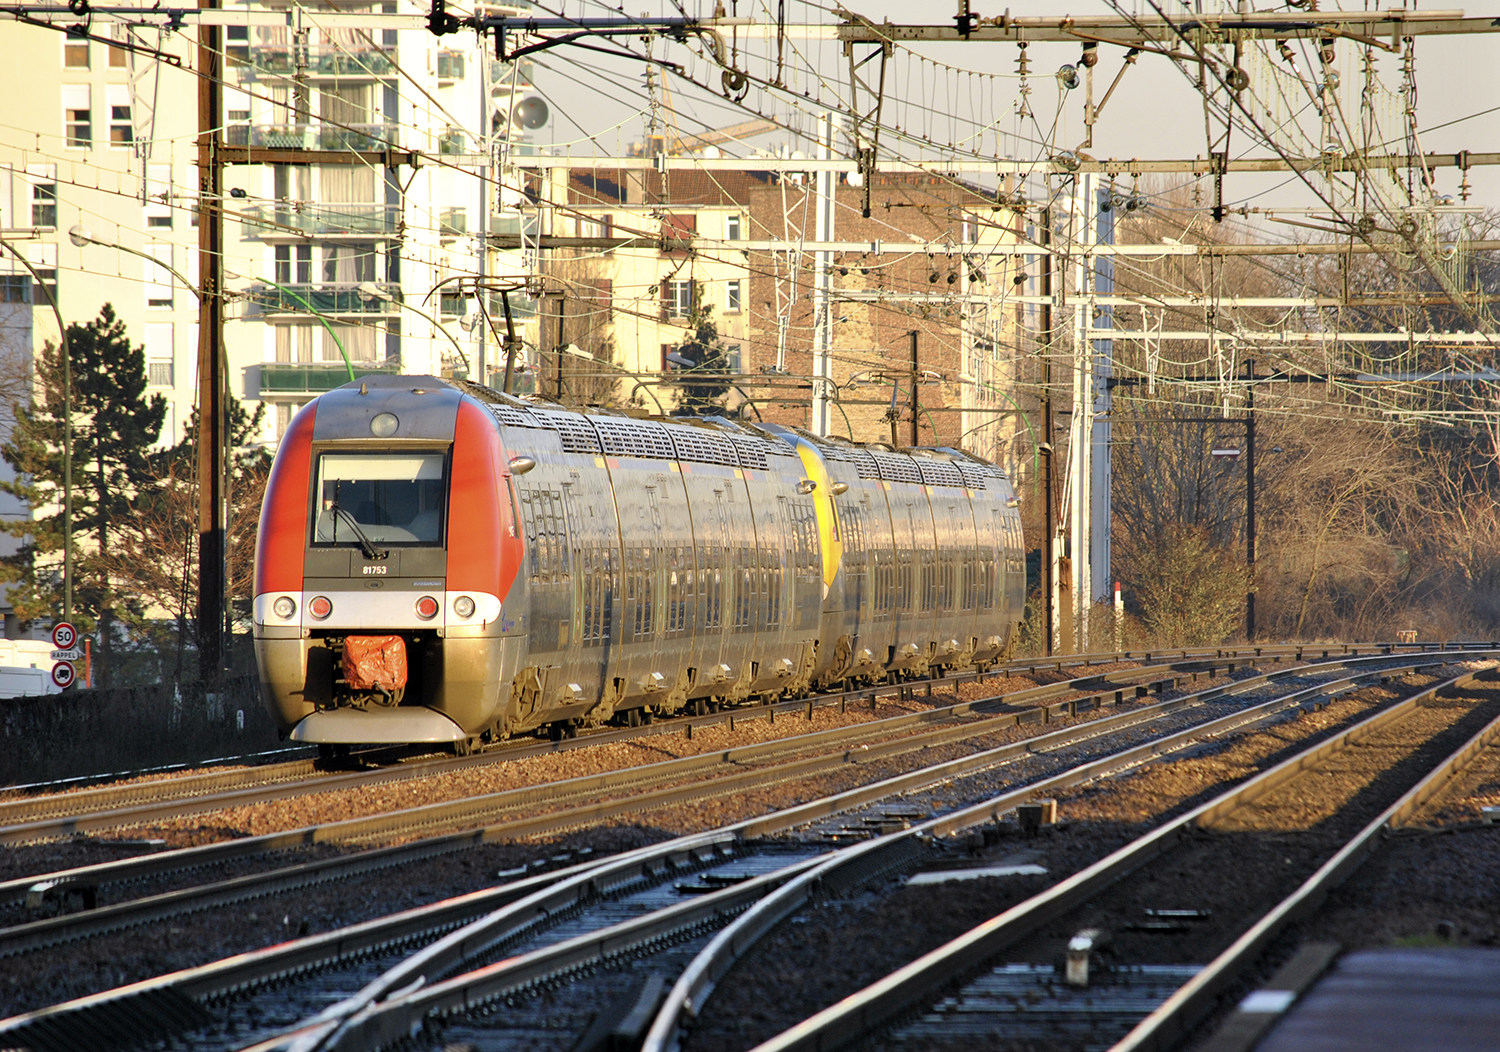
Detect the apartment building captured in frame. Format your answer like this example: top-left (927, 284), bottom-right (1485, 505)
top-left (0, 2), bottom-right (536, 447)
top-left (526, 160), bottom-right (1027, 472)
top-left (0, 2), bottom-right (541, 627)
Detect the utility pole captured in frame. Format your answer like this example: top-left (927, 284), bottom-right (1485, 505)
top-left (1245, 358), bottom-right (1257, 641)
top-left (196, 0), bottom-right (228, 682)
top-left (1039, 210), bottom-right (1056, 657)
top-left (810, 112), bottom-right (835, 437)
top-left (908, 329), bottom-right (919, 446)
top-left (552, 292), bottom-right (566, 401)
top-left (475, 41), bottom-right (489, 387)
top-left (1067, 174), bottom-right (1096, 651)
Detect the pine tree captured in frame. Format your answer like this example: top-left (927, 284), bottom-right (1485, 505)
top-left (669, 298), bottom-right (733, 415)
top-left (118, 398), bottom-right (270, 679)
top-left (0, 303), bottom-right (165, 686)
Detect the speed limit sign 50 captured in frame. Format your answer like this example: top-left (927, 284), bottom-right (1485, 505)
top-left (52, 621), bottom-right (77, 650)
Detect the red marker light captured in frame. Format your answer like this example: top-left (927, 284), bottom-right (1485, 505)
top-left (308, 595), bottom-right (332, 620)
top-left (415, 595), bottom-right (439, 620)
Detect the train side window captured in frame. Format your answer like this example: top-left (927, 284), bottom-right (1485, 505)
top-left (641, 546), bottom-right (655, 636)
top-left (518, 487), bottom-right (540, 580)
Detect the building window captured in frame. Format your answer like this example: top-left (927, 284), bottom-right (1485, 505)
top-left (30, 170), bottom-right (57, 228)
top-left (109, 86), bottom-right (133, 147)
top-left (275, 322), bottom-right (313, 363)
top-left (145, 244), bottom-right (174, 308)
top-left (226, 25), bottom-right (250, 64)
top-left (274, 244), bottom-right (311, 284)
top-left (726, 279), bottom-right (742, 313)
top-left (322, 241), bottom-right (376, 284)
top-left (666, 279), bottom-right (694, 317)
top-left (27, 244), bottom-right (58, 305)
top-left (661, 212), bottom-right (696, 255)
top-left (439, 206), bottom-right (467, 240)
top-left (63, 85), bottom-right (92, 149)
top-left (145, 164), bottom-right (172, 228)
top-left (0, 276), bottom-right (30, 303)
top-left (145, 323), bottom-right (173, 386)
top-left (725, 214), bottom-right (741, 240)
top-left (108, 28), bottom-right (128, 67)
top-left (64, 32), bottom-right (88, 69)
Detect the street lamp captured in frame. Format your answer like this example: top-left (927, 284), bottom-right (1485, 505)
top-left (69, 225), bottom-right (201, 301)
top-left (0, 240), bottom-right (72, 628)
top-left (553, 342), bottom-right (593, 402)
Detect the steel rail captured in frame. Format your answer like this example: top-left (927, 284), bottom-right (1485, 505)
top-left (0, 654), bottom-right (1479, 1050)
top-left (0, 652), bottom-right (1245, 895)
top-left (736, 664), bottom-right (1496, 1052)
top-left (1114, 675), bottom-right (1500, 1051)
top-left (0, 659), bottom-right (1087, 843)
top-left (302, 656), bottom-right (1483, 1052)
top-left (0, 640), bottom-right (1464, 828)
top-left (0, 639), bottom-right (1435, 843)
top-left (0, 655), bottom-right (1195, 953)
top-left (0, 652), bottom-right (1458, 958)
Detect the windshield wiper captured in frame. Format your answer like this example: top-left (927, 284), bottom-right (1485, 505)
top-left (328, 500), bottom-right (389, 561)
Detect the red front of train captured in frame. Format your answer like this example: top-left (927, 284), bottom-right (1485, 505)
top-left (253, 376), bottom-right (526, 748)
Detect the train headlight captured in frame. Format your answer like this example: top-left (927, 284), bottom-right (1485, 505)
top-left (453, 595), bottom-right (476, 619)
top-left (370, 412), bottom-right (399, 437)
top-left (415, 595), bottom-right (440, 620)
top-left (272, 596), bottom-right (297, 620)
top-left (308, 596), bottom-right (332, 620)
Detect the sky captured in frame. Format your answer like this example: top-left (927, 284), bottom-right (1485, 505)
top-left (514, 1), bottom-right (1500, 217)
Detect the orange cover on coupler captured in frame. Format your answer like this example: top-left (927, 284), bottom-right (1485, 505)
top-left (342, 635), bottom-right (408, 692)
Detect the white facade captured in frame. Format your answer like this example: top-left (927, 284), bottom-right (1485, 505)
top-left (0, 4), bottom-right (538, 449)
top-left (0, 3), bottom-right (543, 627)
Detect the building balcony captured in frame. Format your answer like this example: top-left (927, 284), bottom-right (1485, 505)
top-left (234, 46), bottom-right (396, 79)
top-left (247, 281), bottom-right (402, 316)
top-left (241, 203), bottom-right (403, 238)
top-left (260, 360), bottom-right (402, 397)
top-left (225, 123), bottom-right (398, 153)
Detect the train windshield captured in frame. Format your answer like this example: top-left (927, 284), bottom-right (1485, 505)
top-left (313, 452), bottom-right (448, 546)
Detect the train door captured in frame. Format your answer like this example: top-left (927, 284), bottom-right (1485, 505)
top-left (560, 478), bottom-right (606, 707)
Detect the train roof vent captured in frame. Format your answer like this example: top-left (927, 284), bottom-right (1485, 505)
top-left (914, 457), bottom-right (964, 488)
top-left (528, 407), bottom-right (603, 453)
top-left (489, 403), bottom-right (540, 429)
top-left (722, 431), bottom-right (784, 470)
top-left (668, 426), bottom-right (738, 467)
top-left (869, 450), bottom-right (923, 485)
top-left (955, 462), bottom-right (990, 489)
top-left (592, 417), bottom-right (675, 459)
top-left (816, 443), bottom-right (878, 481)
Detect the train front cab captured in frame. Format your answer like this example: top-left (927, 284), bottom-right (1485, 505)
top-left (253, 380), bottom-right (526, 746)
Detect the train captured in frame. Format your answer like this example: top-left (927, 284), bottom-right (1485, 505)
top-left (253, 375), bottom-right (1027, 751)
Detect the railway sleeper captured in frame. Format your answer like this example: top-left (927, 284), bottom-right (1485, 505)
top-left (23, 879), bottom-right (97, 915)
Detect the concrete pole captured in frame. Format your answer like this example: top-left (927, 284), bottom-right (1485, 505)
top-left (1091, 181), bottom-right (1114, 611)
top-left (1068, 174), bottom-right (1095, 651)
top-left (811, 112), bottom-right (835, 437)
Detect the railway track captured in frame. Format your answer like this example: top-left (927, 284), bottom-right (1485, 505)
top-left (1, 641), bottom-right (1463, 839)
top-left (0, 652), bottom-right (1241, 954)
top-left (0, 649), bottom-right (1433, 959)
top-left (689, 665), bottom-right (1500, 1052)
top-left (0, 651), bottom-right (1484, 1051)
